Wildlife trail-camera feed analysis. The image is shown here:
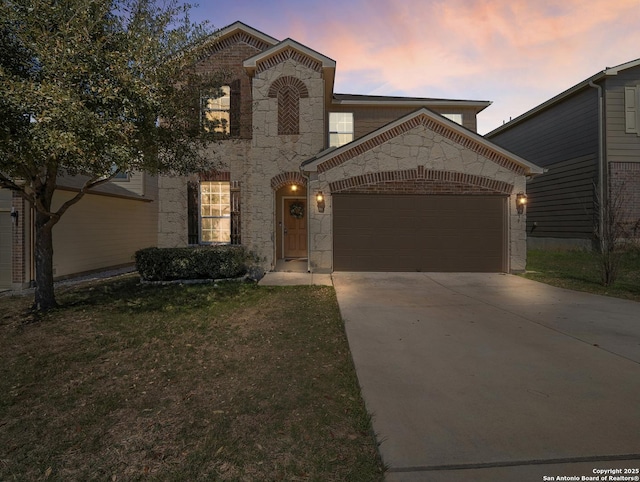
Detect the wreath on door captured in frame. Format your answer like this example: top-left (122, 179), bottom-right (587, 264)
top-left (289, 201), bottom-right (305, 219)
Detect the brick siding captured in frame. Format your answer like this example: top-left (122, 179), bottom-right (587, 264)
top-left (195, 39), bottom-right (269, 139)
top-left (609, 162), bottom-right (640, 234)
top-left (329, 167), bottom-right (513, 195)
top-left (271, 172), bottom-right (308, 190)
top-left (11, 193), bottom-right (26, 284)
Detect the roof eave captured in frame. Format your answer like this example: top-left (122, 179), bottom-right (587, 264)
top-left (486, 58), bottom-right (640, 137)
top-left (332, 96), bottom-right (492, 112)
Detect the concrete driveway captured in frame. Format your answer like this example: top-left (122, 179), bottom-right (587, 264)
top-left (332, 272), bottom-right (640, 481)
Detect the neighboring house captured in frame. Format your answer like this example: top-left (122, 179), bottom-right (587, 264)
top-left (487, 59), bottom-right (640, 250)
top-left (0, 173), bottom-right (158, 290)
top-left (158, 21), bottom-right (543, 273)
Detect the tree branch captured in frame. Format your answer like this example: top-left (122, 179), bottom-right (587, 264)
top-left (50, 172), bottom-right (120, 227)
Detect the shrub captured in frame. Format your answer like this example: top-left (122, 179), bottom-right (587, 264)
top-left (135, 246), bottom-right (251, 282)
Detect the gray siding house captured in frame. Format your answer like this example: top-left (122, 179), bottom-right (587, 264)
top-left (487, 59), bottom-right (640, 250)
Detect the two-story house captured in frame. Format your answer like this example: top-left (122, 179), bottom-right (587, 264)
top-left (157, 21), bottom-right (543, 274)
top-left (0, 20), bottom-right (544, 290)
top-left (487, 58), bottom-right (640, 250)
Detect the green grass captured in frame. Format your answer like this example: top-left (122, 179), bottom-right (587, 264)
top-left (522, 249), bottom-right (640, 302)
top-left (0, 277), bottom-right (385, 481)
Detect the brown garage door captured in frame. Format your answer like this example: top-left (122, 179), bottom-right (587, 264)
top-left (333, 194), bottom-right (507, 272)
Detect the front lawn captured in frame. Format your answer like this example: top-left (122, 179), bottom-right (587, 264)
top-left (522, 249), bottom-right (640, 302)
top-left (0, 277), bottom-right (384, 481)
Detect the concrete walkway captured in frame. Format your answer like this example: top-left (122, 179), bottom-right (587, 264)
top-left (332, 272), bottom-right (640, 481)
top-left (258, 271), bottom-right (333, 286)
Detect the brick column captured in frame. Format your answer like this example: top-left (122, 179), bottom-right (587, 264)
top-left (11, 193), bottom-right (27, 285)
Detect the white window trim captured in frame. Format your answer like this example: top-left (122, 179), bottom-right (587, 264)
top-left (199, 181), bottom-right (231, 244)
top-left (329, 112), bottom-right (354, 147)
top-left (624, 85), bottom-right (639, 136)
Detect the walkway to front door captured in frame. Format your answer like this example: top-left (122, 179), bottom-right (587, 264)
top-left (274, 258), bottom-right (307, 273)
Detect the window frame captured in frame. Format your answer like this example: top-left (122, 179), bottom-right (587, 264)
top-left (201, 86), bottom-right (231, 135)
top-left (441, 113), bottom-right (463, 125)
top-left (109, 164), bottom-right (129, 181)
top-left (625, 85), bottom-right (639, 136)
top-left (199, 181), bottom-right (231, 244)
top-left (329, 112), bottom-right (354, 147)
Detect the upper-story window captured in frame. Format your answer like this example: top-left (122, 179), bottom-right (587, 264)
top-left (442, 113), bottom-right (463, 125)
top-left (202, 86), bottom-right (231, 134)
top-left (625, 86), bottom-right (639, 135)
top-left (108, 163), bottom-right (129, 181)
top-left (329, 112), bottom-right (354, 147)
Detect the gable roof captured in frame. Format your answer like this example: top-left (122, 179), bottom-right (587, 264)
top-left (243, 38), bottom-right (336, 106)
top-left (202, 22), bottom-right (278, 55)
top-left (302, 108), bottom-right (544, 176)
top-left (243, 38), bottom-right (336, 74)
top-left (487, 57), bottom-right (640, 137)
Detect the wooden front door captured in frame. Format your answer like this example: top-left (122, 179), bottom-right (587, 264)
top-left (283, 198), bottom-right (308, 258)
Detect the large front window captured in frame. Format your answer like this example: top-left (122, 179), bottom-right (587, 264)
top-left (200, 181), bottom-right (231, 243)
top-left (202, 86), bottom-right (231, 134)
top-left (329, 112), bottom-right (354, 147)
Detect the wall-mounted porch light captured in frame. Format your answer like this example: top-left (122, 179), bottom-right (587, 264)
top-left (10, 207), bottom-right (18, 225)
top-left (290, 184), bottom-right (298, 193)
top-left (316, 191), bottom-right (325, 213)
top-left (516, 192), bottom-right (527, 215)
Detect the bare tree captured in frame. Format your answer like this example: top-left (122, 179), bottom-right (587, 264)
top-left (594, 180), bottom-right (636, 286)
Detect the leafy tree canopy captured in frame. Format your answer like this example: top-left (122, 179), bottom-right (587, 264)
top-left (0, 0), bottom-right (221, 204)
top-left (0, 0), bottom-right (223, 310)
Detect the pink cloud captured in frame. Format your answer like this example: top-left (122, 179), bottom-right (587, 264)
top-left (281, 0), bottom-right (640, 132)
top-left (201, 0), bottom-right (640, 133)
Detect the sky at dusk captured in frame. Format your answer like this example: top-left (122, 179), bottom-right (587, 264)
top-left (187, 0), bottom-right (640, 134)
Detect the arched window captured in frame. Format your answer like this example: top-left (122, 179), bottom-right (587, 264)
top-left (268, 77), bottom-right (309, 135)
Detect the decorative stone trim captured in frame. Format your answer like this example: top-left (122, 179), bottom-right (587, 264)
top-left (256, 47), bottom-right (322, 74)
top-left (268, 76), bottom-right (309, 98)
top-left (199, 171), bottom-right (231, 182)
top-left (271, 172), bottom-right (308, 190)
top-left (268, 77), bottom-right (309, 135)
top-left (199, 32), bottom-right (272, 60)
top-left (317, 113), bottom-right (526, 176)
top-left (329, 168), bottom-right (514, 195)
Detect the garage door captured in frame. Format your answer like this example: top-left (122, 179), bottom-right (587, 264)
top-left (333, 194), bottom-right (507, 272)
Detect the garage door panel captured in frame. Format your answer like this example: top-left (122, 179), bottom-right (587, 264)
top-left (333, 194), bottom-right (506, 272)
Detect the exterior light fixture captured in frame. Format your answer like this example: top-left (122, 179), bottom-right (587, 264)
top-left (316, 191), bottom-right (325, 213)
top-left (10, 207), bottom-right (18, 224)
top-left (516, 192), bottom-right (527, 215)
top-left (290, 184), bottom-right (298, 192)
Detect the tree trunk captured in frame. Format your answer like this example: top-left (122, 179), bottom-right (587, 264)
top-left (33, 210), bottom-right (57, 311)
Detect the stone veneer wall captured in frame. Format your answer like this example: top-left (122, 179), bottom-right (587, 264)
top-left (307, 124), bottom-right (528, 273)
top-left (159, 56), bottom-right (326, 269)
top-left (234, 58), bottom-right (325, 267)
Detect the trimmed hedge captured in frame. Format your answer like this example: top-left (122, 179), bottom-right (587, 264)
top-left (135, 246), bottom-right (250, 282)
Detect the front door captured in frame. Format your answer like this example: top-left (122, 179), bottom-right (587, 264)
top-left (283, 198), bottom-right (307, 258)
